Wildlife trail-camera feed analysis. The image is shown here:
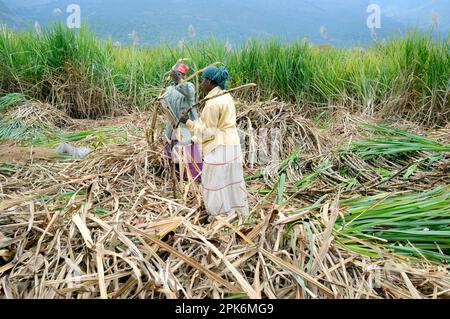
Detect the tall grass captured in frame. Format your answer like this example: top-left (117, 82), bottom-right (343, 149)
top-left (0, 23), bottom-right (448, 124)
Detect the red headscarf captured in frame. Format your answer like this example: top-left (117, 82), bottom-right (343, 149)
top-left (173, 63), bottom-right (189, 74)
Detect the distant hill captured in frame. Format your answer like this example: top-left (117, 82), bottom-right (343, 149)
top-left (1, 0), bottom-right (448, 46)
top-left (3, 0), bottom-right (57, 7)
top-left (376, 0), bottom-right (450, 30)
top-left (0, 0), bottom-right (16, 25)
top-left (0, 0), bottom-right (25, 28)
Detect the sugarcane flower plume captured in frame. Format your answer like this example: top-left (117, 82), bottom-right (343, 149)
top-left (432, 11), bottom-right (440, 29)
top-left (320, 26), bottom-right (328, 40)
top-left (370, 28), bottom-right (377, 41)
top-left (188, 24), bottom-right (196, 38)
top-left (178, 37), bottom-right (186, 49)
top-left (225, 40), bottom-right (233, 54)
top-left (53, 8), bottom-right (62, 16)
top-left (34, 21), bottom-right (42, 36)
top-left (128, 30), bottom-right (139, 46)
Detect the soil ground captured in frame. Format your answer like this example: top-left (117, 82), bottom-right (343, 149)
top-left (0, 141), bottom-right (57, 163)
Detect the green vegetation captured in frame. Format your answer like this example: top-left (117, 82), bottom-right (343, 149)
top-left (0, 113), bottom-right (53, 143)
top-left (0, 112), bottom-right (129, 148)
top-left (0, 93), bottom-right (27, 111)
top-left (295, 160), bottom-right (332, 189)
top-left (345, 123), bottom-right (450, 158)
top-left (0, 24), bottom-right (448, 124)
top-left (336, 186), bottom-right (450, 264)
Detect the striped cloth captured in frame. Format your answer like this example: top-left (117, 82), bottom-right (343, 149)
top-left (202, 145), bottom-right (249, 217)
top-left (165, 141), bottom-right (203, 182)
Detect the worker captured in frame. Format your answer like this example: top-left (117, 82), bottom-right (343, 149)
top-left (179, 66), bottom-right (249, 219)
top-left (164, 62), bottom-right (202, 181)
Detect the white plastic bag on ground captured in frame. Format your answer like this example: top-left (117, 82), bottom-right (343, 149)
top-left (56, 143), bottom-right (91, 158)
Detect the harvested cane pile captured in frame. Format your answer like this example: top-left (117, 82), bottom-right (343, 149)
top-left (1, 101), bottom-right (450, 299)
top-left (239, 103), bottom-right (449, 196)
top-left (0, 101), bottom-right (74, 143)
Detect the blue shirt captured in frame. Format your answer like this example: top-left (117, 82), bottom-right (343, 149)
top-left (164, 82), bottom-right (199, 141)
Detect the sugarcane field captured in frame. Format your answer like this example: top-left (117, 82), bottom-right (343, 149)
top-left (0, 1), bottom-right (449, 302)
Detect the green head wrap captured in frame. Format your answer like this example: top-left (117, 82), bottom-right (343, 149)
top-left (202, 66), bottom-right (229, 90)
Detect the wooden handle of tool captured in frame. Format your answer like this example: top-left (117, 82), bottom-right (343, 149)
top-left (194, 83), bottom-right (257, 110)
top-left (184, 62), bottom-right (221, 82)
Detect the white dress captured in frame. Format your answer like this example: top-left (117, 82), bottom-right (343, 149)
top-left (202, 144), bottom-right (249, 217)
top-left (186, 87), bottom-right (249, 218)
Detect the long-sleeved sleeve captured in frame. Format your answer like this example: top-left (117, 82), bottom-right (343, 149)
top-left (189, 107), bottom-right (199, 120)
top-left (174, 82), bottom-right (195, 100)
top-left (186, 87), bottom-right (241, 155)
top-left (164, 82), bottom-right (198, 139)
top-left (187, 102), bottom-right (219, 145)
top-left (175, 82), bottom-right (198, 120)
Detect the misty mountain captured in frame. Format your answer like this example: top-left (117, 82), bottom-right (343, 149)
top-left (0, 0), bottom-right (16, 26)
top-left (376, 0), bottom-right (450, 30)
top-left (3, 0), bottom-right (58, 7)
top-left (1, 0), bottom-right (448, 46)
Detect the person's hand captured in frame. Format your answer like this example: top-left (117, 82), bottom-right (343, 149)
top-left (179, 112), bottom-right (189, 124)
